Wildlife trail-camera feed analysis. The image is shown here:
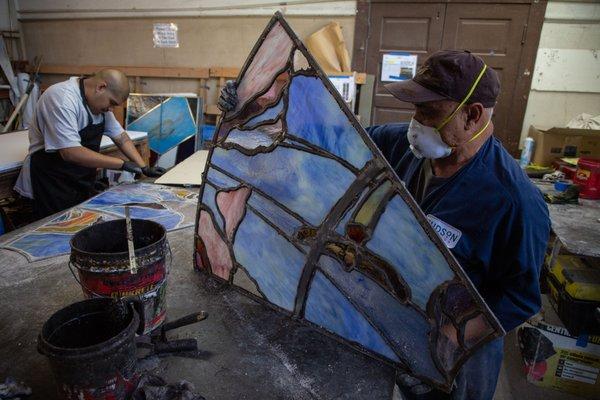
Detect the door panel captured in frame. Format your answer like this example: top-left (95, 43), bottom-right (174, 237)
top-left (442, 4), bottom-right (529, 152)
top-left (363, 2), bottom-right (532, 153)
top-left (366, 3), bottom-right (445, 125)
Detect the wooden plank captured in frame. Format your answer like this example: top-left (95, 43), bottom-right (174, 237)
top-left (210, 67), bottom-right (240, 78)
top-left (206, 104), bottom-right (221, 115)
top-left (35, 64), bottom-right (210, 79)
top-left (210, 67), bottom-right (366, 84)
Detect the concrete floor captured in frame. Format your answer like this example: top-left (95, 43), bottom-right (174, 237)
top-left (0, 213), bottom-right (592, 399)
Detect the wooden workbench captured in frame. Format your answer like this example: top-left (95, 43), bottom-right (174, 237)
top-left (533, 179), bottom-right (600, 260)
top-left (0, 130), bottom-right (149, 200)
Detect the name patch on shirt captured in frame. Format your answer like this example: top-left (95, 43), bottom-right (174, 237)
top-left (427, 214), bottom-right (462, 249)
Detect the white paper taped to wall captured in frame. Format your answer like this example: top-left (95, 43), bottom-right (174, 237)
top-left (153, 23), bottom-right (179, 48)
top-left (381, 53), bottom-right (418, 82)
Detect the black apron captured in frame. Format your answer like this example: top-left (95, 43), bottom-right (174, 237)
top-left (31, 77), bottom-right (105, 219)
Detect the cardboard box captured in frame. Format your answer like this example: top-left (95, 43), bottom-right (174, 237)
top-left (518, 321), bottom-right (600, 397)
top-left (528, 126), bottom-right (600, 166)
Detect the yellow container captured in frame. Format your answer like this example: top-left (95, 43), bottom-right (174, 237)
top-left (546, 256), bottom-right (600, 335)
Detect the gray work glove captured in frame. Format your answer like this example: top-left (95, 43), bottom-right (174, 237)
top-left (217, 80), bottom-right (238, 112)
top-left (142, 166), bottom-right (166, 177)
top-left (121, 160), bottom-right (143, 175)
top-left (395, 373), bottom-right (433, 399)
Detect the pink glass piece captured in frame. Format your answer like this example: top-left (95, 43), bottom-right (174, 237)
top-left (197, 210), bottom-right (233, 280)
top-left (436, 316), bottom-right (461, 372)
top-left (216, 187), bottom-right (252, 241)
top-left (234, 22), bottom-right (293, 113)
top-left (464, 314), bottom-right (495, 349)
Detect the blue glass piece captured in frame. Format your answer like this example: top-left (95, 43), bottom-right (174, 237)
top-left (211, 146), bottom-right (355, 226)
top-left (202, 183), bottom-right (224, 230)
top-left (305, 270), bottom-right (400, 362)
top-left (287, 75), bottom-right (372, 169)
top-left (127, 96), bottom-right (197, 155)
top-left (84, 188), bottom-right (151, 208)
top-left (243, 98), bottom-right (284, 129)
top-left (283, 138), bottom-right (313, 152)
top-left (318, 255), bottom-right (445, 381)
top-left (233, 209), bottom-right (305, 311)
top-left (206, 167), bottom-right (241, 189)
top-left (6, 232), bottom-right (73, 259)
top-left (100, 205), bottom-right (183, 231)
top-left (247, 192), bottom-right (304, 237)
top-left (367, 196), bottom-right (454, 309)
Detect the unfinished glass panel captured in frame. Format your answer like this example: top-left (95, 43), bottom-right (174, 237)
top-left (126, 94), bottom-right (200, 155)
top-left (194, 13), bottom-right (503, 392)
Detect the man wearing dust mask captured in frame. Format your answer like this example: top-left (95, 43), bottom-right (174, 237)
top-left (369, 50), bottom-right (550, 400)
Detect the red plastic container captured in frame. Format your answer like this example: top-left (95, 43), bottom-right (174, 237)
top-left (574, 158), bottom-right (600, 199)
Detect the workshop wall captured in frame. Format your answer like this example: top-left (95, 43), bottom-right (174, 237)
top-left (520, 1), bottom-right (600, 147)
top-left (18, 1), bottom-right (356, 101)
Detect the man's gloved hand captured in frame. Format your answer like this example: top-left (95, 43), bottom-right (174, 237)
top-left (217, 80), bottom-right (238, 112)
top-left (395, 373), bottom-right (434, 399)
top-left (121, 160), bottom-right (143, 175)
top-left (142, 166), bottom-right (166, 177)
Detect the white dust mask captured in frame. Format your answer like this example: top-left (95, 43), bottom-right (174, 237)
top-left (407, 118), bottom-right (452, 159)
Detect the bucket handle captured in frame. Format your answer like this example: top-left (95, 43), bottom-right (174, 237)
top-left (67, 260), bottom-right (104, 298)
top-left (66, 262), bottom-right (146, 334)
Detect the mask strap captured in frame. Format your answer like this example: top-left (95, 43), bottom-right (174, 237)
top-left (436, 64), bottom-right (488, 131)
top-left (467, 117), bottom-right (491, 144)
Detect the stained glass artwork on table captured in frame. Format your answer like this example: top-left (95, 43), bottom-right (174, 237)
top-left (1, 183), bottom-right (198, 261)
top-left (194, 12), bottom-right (504, 392)
top-left (126, 94), bottom-right (202, 155)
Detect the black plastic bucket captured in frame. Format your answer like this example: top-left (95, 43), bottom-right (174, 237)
top-left (38, 297), bottom-right (140, 400)
top-left (69, 219), bottom-right (170, 333)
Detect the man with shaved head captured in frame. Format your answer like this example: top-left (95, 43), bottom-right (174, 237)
top-left (15, 69), bottom-right (164, 218)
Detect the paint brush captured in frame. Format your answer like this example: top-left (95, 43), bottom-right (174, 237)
top-left (125, 205), bottom-right (138, 274)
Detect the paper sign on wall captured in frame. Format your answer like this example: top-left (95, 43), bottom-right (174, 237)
top-left (153, 23), bottom-right (179, 48)
top-left (381, 53), bottom-right (417, 82)
top-left (329, 75), bottom-right (356, 105)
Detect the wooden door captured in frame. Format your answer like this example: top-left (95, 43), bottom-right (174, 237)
top-left (442, 3), bottom-right (530, 152)
top-left (365, 3), bottom-right (445, 125)
top-left (355, 1), bottom-right (546, 154)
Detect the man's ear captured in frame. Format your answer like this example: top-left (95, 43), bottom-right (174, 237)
top-left (96, 81), bottom-right (108, 93)
top-left (464, 103), bottom-right (484, 130)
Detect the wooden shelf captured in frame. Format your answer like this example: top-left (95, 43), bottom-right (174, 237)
top-left (33, 64), bottom-right (210, 79)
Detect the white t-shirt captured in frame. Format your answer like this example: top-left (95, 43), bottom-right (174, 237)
top-left (14, 77), bottom-right (124, 198)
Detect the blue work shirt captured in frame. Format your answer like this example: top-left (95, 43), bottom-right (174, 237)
top-left (368, 123), bottom-right (550, 332)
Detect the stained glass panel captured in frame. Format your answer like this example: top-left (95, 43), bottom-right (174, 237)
top-left (194, 13), bottom-right (503, 392)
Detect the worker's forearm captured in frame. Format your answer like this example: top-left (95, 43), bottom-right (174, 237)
top-left (113, 132), bottom-right (146, 167)
top-left (59, 146), bottom-right (124, 169)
